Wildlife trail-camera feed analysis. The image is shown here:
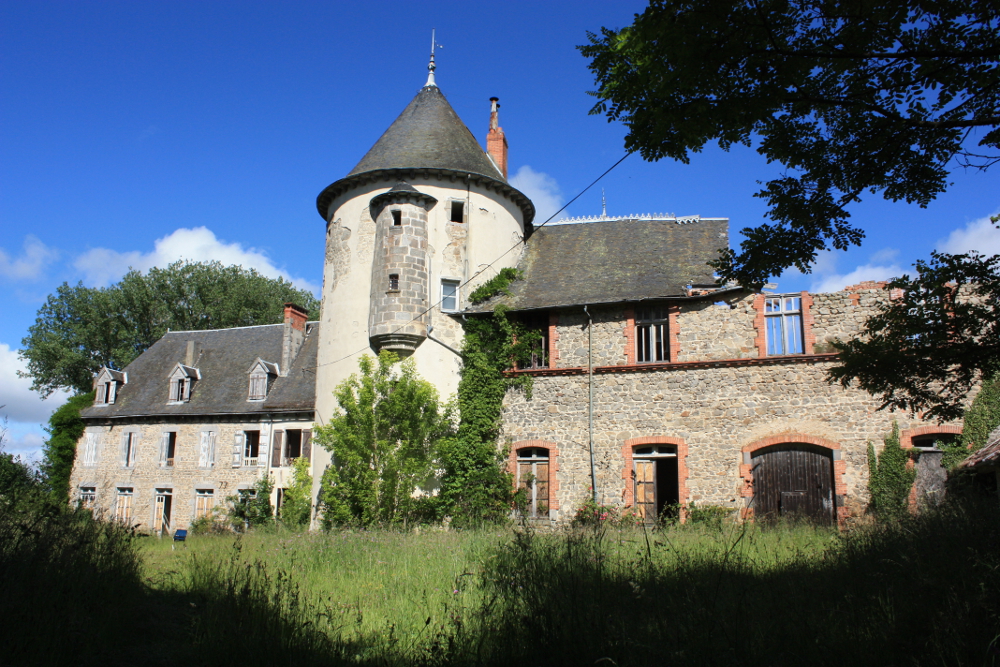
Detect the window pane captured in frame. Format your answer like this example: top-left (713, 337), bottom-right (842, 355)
top-left (785, 314), bottom-right (803, 353)
top-left (785, 297), bottom-right (801, 312)
top-left (767, 316), bottom-right (784, 355)
top-left (441, 280), bottom-right (458, 311)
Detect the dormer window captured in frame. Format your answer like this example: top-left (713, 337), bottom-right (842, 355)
top-left (93, 368), bottom-right (126, 406)
top-left (247, 359), bottom-right (278, 401)
top-left (168, 363), bottom-right (200, 403)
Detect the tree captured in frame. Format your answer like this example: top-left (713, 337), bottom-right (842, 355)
top-left (20, 260), bottom-right (320, 397)
top-left (279, 457), bottom-right (313, 528)
top-left (316, 352), bottom-right (454, 528)
top-left (963, 371), bottom-right (1000, 452)
top-left (39, 392), bottom-right (94, 505)
top-left (581, 1), bottom-right (1000, 416)
top-left (581, 0), bottom-right (999, 287)
top-left (226, 475), bottom-right (274, 531)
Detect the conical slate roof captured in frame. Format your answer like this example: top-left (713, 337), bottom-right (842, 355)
top-left (348, 86), bottom-right (504, 180)
top-left (316, 85), bottom-right (535, 230)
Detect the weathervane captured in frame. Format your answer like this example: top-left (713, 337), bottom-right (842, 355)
top-left (602, 189), bottom-right (607, 219)
top-left (426, 29), bottom-right (443, 87)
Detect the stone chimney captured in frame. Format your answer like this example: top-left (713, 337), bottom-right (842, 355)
top-left (184, 340), bottom-right (197, 366)
top-left (486, 97), bottom-right (508, 179)
top-left (281, 303), bottom-right (309, 376)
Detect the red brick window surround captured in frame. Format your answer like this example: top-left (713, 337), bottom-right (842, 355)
top-left (754, 291), bottom-right (814, 357)
top-left (548, 312), bottom-right (560, 369)
top-left (508, 440), bottom-right (560, 511)
top-left (623, 306), bottom-right (636, 365)
top-left (620, 436), bottom-right (689, 510)
top-left (739, 433), bottom-right (847, 523)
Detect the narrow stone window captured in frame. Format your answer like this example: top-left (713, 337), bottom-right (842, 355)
top-left (120, 432), bottom-right (138, 468)
top-left (243, 430), bottom-right (260, 467)
top-left (450, 200), bottom-right (464, 223)
top-left (160, 431), bottom-right (177, 467)
top-left (388, 274), bottom-right (399, 291)
top-left (391, 210), bottom-right (402, 226)
top-left (194, 489), bottom-right (214, 520)
top-left (115, 487), bottom-right (134, 523)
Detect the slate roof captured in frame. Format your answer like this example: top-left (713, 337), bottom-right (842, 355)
top-left (962, 425), bottom-right (1000, 469)
top-left (468, 217), bottom-right (732, 312)
top-left (80, 323), bottom-right (319, 420)
top-left (316, 85), bottom-right (535, 228)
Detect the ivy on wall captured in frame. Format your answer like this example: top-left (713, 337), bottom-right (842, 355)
top-left (438, 268), bottom-right (542, 525)
top-left (867, 421), bottom-right (916, 519)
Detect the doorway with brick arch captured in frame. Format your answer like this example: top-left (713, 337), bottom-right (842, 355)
top-left (750, 443), bottom-right (835, 525)
top-left (633, 445), bottom-right (680, 523)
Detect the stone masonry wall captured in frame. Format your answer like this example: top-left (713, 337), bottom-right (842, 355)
top-left (675, 295), bottom-right (759, 361)
top-left (555, 307), bottom-right (628, 368)
top-left (69, 417), bottom-right (313, 532)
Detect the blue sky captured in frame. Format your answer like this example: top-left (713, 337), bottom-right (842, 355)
top-left (2, 1), bottom-right (998, 459)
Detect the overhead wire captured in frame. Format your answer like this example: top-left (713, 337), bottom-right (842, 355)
top-left (303, 151), bottom-right (631, 374)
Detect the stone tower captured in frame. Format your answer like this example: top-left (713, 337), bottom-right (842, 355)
top-left (312, 69), bottom-right (535, 444)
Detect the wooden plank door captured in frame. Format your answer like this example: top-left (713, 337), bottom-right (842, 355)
top-left (635, 460), bottom-right (656, 522)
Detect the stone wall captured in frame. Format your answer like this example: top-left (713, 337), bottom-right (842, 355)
top-left (501, 357), bottom-right (959, 524)
top-left (69, 416), bottom-right (314, 532)
top-left (555, 307), bottom-right (628, 368)
top-left (675, 295), bottom-right (759, 361)
top-left (811, 287), bottom-right (891, 352)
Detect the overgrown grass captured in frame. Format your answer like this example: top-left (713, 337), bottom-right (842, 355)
top-left (3, 500), bottom-right (998, 666)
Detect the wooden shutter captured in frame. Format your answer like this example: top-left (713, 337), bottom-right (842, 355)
top-left (199, 432), bottom-right (209, 467)
top-left (108, 381), bottom-right (117, 404)
top-left (272, 431), bottom-right (284, 467)
top-left (208, 432), bottom-right (216, 467)
top-left (232, 432), bottom-right (244, 467)
top-left (535, 461), bottom-right (549, 512)
top-left (258, 429), bottom-right (268, 468)
top-left (159, 432), bottom-right (169, 466)
top-left (119, 433), bottom-right (130, 466)
top-left (634, 460), bottom-right (655, 521)
top-left (301, 430), bottom-right (312, 461)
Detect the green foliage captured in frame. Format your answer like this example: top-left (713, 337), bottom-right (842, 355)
top-left (39, 392), bottom-right (94, 505)
top-left (227, 475), bottom-right (275, 531)
top-left (280, 457), bottom-right (313, 528)
top-left (0, 422), bottom-right (39, 501)
top-left (963, 370), bottom-right (1000, 453)
top-left (469, 267), bottom-right (522, 305)
top-left (443, 293), bottom-right (543, 526)
top-left (580, 1), bottom-right (999, 290)
top-left (19, 260), bottom-right (320, 396)
top-left (571, 497), bottom-right (624, 527)
top-left (867, 422), bottom-right (916, 519)
top-left (316, 352), bottom-right (453, 528)
top-left (830, 249), bottom-right (1000, 421)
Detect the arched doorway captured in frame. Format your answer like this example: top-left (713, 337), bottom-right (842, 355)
top-left (750, 443), bottom-right (835, 524)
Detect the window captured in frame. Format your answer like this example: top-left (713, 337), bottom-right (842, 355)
top-left (198, 431), bottom-right (216, 468)
top-left (79, 486), bottom-right (96, 510)
top-left (249, 370), bottom-right (268, 400)
top-left (243, 430), bottom-right (260, 467)
top-left (93, 368), bottom-right (124, 405)
top-left (441, 279), bottom-right (460, 312)
top-left (120, 432), bottom-right (137, 468)
top-left (160, 431), bottom-right (177, 467)
top-left (169, 364), bottom-right (198, 403)
top-left (636, 306), bottom-right (669, 363)
top-left (96, 380), bottom-right (115, 405)
top-left (273, 428), bottom-right (311, 467)
top-left (519, 312), bottom-right (549, 369)
top-left (83, 432), bottom-right (99, 467)
top-left (765, 296), bottom-right (804, 355)
top-left (391, 209), bottom-right (402, 226)
top-left (388, 274), bottom-right (399, 291)
top-left (450, 200), bottom-right (465, 223)
top-left (115, 488), bottom-right (133, 523)
top-left (194, 489), bottom-right (214, 520)
top-left (516, 448), bottom-right (550, 518)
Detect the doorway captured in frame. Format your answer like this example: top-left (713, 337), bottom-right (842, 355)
top-left (633, 446), bottom-right (679, 522)
top-left (750, 444), bottom-right (834, 524)
top-left (153, 489), bottom-right (173, 535)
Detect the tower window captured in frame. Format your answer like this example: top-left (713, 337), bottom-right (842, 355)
top-left (388, 274), bottom-right (399, 291)
top-left (391, 210), bottom-right (402, 226)
top-left (441, 279), bottom-right (460, 311)
top-left (450, 201), bottom-right (465, 223)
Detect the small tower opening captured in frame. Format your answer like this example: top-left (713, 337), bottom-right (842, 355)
top-left (392, 210), bottom-right (402, 226)
top-left (388, 274), bottom-right (400, 291)
top-left (450, 201), bottom-right (465, 223)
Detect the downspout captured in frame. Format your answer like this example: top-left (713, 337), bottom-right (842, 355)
top-left (583, 305), bottom-right (597, 502)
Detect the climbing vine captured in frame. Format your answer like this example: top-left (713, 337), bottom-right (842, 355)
top-left (438, 268), bottom-right (542, 525)
top-left (867, 421), bottom-right (916, 520)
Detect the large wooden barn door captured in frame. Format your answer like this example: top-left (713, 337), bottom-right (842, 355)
top-left (751, 444), bottom-right (834, 524)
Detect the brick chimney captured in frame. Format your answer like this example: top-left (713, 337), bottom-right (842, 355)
top-left (486, 97), bottom-right (508, 179)
top-left (281, 303), bottom-right (309, 376)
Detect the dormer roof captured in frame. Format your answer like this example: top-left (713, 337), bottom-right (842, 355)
top-left (248, 358), bottom-right (279, 376)
top-left (316, 85), bottom-right (535, 230)
top-left (96, 368), bottom-right (126, 384)
top-left (169, 363), bottom-right (201, 380)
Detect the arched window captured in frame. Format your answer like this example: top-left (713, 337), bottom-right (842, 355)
top-left (516, 447), bottom-right (550, 518)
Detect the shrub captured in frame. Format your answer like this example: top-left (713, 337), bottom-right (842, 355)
top-left (280, 457), bottom-right (312, 528)
top-left (867, 421), bottom-right (916, 519)
top-left (963, 370), bottom-right (1000, 452)
top-left (227, 475), bottom-right (274, 531)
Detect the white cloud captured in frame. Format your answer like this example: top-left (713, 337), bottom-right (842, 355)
top-left (0, 236), bottom-right (59, 281)
top-left (810, 262), bottom-right (904, 294)
top-left (509, 165), bottom-right (568, 225)
top-left (0, 424), bottom-right (45, 464)
top-left (938, 213), bottom-right (1000, 256)
top-left (0, 342), bottom-right (72, 424)
top-left (74, 226), bottom-right (319, 293)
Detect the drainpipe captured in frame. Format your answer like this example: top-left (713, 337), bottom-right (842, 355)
top-left (583, 305), bottom-right (597, 502)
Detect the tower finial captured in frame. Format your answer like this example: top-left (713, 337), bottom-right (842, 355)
top-left (426, 29), bottom-right (438, 87)
top-left (601, 189), bottom-right (607, 218)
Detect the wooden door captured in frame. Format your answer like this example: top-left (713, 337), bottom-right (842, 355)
top-left (751, 445), bottom-right (834, 524)
top-left (635, 460), bottom-right (656, 522)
